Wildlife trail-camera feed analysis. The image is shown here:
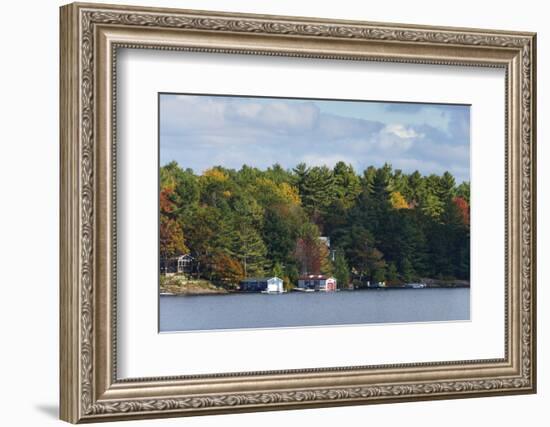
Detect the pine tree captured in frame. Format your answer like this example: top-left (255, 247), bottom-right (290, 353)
top-left (401, 257), bottom-right (415, 282)
top-left (456, 181), bottom-right (470, 203)
top-left (263, 208), bottom-right (296, 265)
top-left (292, 162), bottom-right (309, 193)
top-left (392, 169), bottom-right (411, 199)
top-left (299, 165), bottom-right (335, 217)
top-left (408, 170), bottom-right (424, 205)
top-left (372, 164), bottom-right (393, 203)
top-left (420, 193), bottom-right (445, 220)
top-left (362, 166), bottom-right (376, 195)
top-left (160, 161), bottom-right (470, 286)
top-left (233, 223), bottom-right (268, 277)
top-left (439, 171), bottom-right (457, 202)
top-left (333, 161), bottom-right (361, 209)
top-left (387, 262), bottom-right (399, 283)
top-left (272, 261), bottom-right (284, 279)
top-left (333, 250), bottom-right (350, 289)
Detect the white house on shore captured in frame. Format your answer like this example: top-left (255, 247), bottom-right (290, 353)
top-left (160, 253), bottom-right (195, 275)
top-left (297, 275), bottom-right (337, 291)
top-left (240, 277), bottom-right (284, 293)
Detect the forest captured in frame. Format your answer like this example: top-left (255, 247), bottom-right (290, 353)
top-left (160, 160), bottom-right (470, 290)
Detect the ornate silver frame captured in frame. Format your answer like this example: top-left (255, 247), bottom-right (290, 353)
top-left (60, 2), bottom-right (536, 423)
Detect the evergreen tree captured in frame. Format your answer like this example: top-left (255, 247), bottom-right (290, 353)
top-left (456, 181), bottom-right (470, 203)
top-left (439, 171), bottom-right (457, 202)
top-left (362, 166), bottom-right (376, 194)
top-left (333, 161), bottom-right (361, 209)
top-left (401, 257), bottom-right (415, 282)
top-left (292, 162), bottom-right (309, 193)
top-left (272, 261), bottom-right (284, 279)
top-left (392, 169), bottom-right (411, 200)
top-left (159, 161), bottom-right (470, 286)
top-left (387, 262), bottom-right (398, 283)
top-left (333, 250), bottom-right (350, 289)
top-left (263, 208), bottom-right (296, 265)
top-left (420, 192), bottom-right (445, 220)
top-left (233, 223), bottom-right (268, 277)
top-left (299, 165), bottom-right (335, 218)
top-left (372, 164), bottom-right (393, 203)
top-left (408, 170), bottom-right (424, 205)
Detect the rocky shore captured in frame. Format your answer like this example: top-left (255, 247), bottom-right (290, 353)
top-left (160, 276), bottom-right (228, 295)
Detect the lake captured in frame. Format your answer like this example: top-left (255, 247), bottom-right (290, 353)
top-left (159, 288), bottom-right (470, 332)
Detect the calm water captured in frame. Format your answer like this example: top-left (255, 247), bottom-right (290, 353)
top-left (159, 288), bottom-right (470, 332)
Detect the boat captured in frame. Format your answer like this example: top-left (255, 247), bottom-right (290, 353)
top-left (408, 283), bottom-right (427, 289)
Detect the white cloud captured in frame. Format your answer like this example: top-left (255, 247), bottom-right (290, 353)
top-left (384, 124), bottom-right (421, 139)
top-left (160, 95), bottom-right (470, 182)
top-left (255, 102), bottom-right (319, 132)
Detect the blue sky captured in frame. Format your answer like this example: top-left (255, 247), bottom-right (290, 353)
top-left (160, 94), bottom-right (470, 183)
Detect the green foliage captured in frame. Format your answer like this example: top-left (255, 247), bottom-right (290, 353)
top-left (159, 161), bottom-right (470, 286)
top-left (285, 264), bottom-right (299, 289)
top-left (333, 161), bottom-right (361, 209)
top-left (298, 165), bottom-right (336, 218)
top-left (232, 222), bottom-right (268, 277)
top-left (372, 266), bottom-right (386, 284)
top-left (272, 261), bottom-right (284, 279)
top-left (401, 257), bottom-right (415, 282)
top-left (333, 250), bottom-right (350, 289)
top-left (456, 182), bottom-right (470, 203)
top-left (387, 262), bottom-right (398, 283)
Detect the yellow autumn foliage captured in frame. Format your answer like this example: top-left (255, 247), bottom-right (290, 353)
top-left (253, 177), bottom-right (301, 205)
top-left (277, 182), bottom-right (301, 205)
top-left (390, 191), bottom-right (409, 210)
top-left (203, 168), bottom-right (228, 182)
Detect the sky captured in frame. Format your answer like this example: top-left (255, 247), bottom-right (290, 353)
top-left (159, 94), bottom-right (470, 183)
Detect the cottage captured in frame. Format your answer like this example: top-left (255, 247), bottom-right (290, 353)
top-left (297, 275), bottom-right (337, 291)
top-left (240, 277), bottom-right (284, 293)
top-left (319, 236), bottom-right (330, 247)
top-left (319, 236), bottom-right (336, 261)
top-left (160, 253), bottom-right (195, 275)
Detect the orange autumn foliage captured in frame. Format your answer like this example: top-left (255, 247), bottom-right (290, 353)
top-left (211, 253), bottom-right (245, 287)
top-left (453, 196), bottom-right (470, 225)
top-left (160, 186), bottom-right (176, 214)
top-left (159, 216), bottom-right (188, 258)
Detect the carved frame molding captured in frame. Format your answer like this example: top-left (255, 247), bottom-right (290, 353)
top-left (60, 2), bottom-right (536, 423)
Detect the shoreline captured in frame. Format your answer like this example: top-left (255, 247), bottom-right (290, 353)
top-left (160, 277), bottom-right (229, 296)
top-left (160, 281), bottom-right (470, 296)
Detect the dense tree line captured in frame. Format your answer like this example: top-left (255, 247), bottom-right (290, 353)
top-left (160, 161), bottom-right (470, 289)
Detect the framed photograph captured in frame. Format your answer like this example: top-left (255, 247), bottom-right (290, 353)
top-left (60, 2), bottom-right (537, 423)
